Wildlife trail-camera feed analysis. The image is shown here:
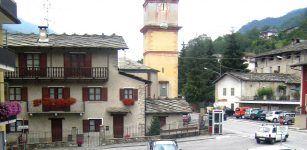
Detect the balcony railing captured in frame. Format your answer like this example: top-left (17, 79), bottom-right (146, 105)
top-left (27, 99), bottom-right (85, 114)
top-left (5, 67), bottom-right (108, 79)
top-left (240, 96), bottom-right (299, 101)
top-left (0, 0), bottom-right (18, 21)
top-left (0, 48), bottom-right (16, 70)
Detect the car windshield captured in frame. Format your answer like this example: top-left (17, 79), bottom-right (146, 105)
top-left (153, 144), bottom-right (177, 150)
top-left (258, 127), bottom-right (270, 132)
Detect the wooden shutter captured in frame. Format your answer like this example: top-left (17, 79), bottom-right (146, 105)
top-left (42, 87), bottom-right (49, 99)
top-left (95, 119), bottom-right (101, 132)
top-left (133, 89), bottom-right (138, 101)
top-left (63, 87), bottom-right (70, 99)
top-left (64, 53), bottom-right (71, 77)
top-left (21, 87), bottom-right (28, 101)
top-left (18, 53), bottom-right (26, 77)
top-left (119, 89), bottom-right (124, 100)
top-left (6, 124), bottom-right (10, 133)
top-left (83, 120), bottom-right (89, 133)
top-left (82, 87), bottom-right (89, 101)
top-left (101, 88), bottom-right (108, 101)
top-left (40, 53), bottom-right (47, 77)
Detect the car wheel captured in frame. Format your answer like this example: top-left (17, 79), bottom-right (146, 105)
top-left (256, 139), bottom-right (260, 144)
top-left (270, 138), bottom-right (276, 144)
top-left (287, 120), bottom-right (292, 125)
top-left (236, 116), bottom-right (239, 119)
top-left (283, 138), bottom-right (287, 142)
top-left (272, 118), bottom-right (277, 123)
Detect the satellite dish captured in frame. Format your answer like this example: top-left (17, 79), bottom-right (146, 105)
top-left (160, 22), bottom-right (168, 29)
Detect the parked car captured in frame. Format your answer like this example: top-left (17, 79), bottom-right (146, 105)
top-left (250, 110), bottom-right (264, 120)
top-left (147, 139), bottom-right (181, 150)
top-left (255, 124), bottom-right (289, 144)
top-left (279, 112), bottom-right (296, 125)
top-left (235, 107), bottom-right (251, 119)
top-left (265, 110), bottom-right (285, 122)
top-left (259, 111), bottom-right (268, 121)
top-left (244, 108), bottom-right (261, 119)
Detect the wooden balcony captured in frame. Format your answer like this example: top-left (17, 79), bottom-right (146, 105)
top-left (5, 67), bottom-right (108, 82)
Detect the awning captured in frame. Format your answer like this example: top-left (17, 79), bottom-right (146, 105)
top-left (107, 107), bottom-right (131, 115)
top-left (236, 100), bottom-right (300, 105)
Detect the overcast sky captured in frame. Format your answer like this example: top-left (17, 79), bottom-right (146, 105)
top-left (15, 0), bottom-right (307, 61)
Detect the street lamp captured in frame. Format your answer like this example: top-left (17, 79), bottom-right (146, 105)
top-left (204, 67), bottom-right (221, 77)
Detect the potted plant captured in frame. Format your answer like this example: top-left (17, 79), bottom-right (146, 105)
top-left (257, 87), bottom-right (273, 100)
top-left (0, 102), bottom-right (22, 121)
top-left (122, 99), bottom-right (135, 106)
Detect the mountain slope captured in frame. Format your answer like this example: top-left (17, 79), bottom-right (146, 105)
top-left (3, 18), bottom-right (55, 33)
top-left (238, 7), bottom-right (307, 33)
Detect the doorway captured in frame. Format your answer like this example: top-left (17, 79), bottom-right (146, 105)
top-left (113, 115), bottom-right (124, 138)
top-left (51, 118), bottom-right (63, 142)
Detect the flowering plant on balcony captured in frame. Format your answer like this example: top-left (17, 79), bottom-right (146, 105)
top-left (0, 102), bottom-right (22, 120)
top-left (33, 97), bottom-right (77, 107)
top-left (122, 99), bottom-right (135, 106)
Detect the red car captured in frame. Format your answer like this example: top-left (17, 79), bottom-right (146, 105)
top-left (235, 107), bottom-right (251, 118)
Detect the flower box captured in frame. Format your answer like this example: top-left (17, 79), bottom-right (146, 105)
top-left (122, 99), bottom-right (135, 106)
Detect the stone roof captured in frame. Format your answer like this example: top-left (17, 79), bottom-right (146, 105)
top-left (118, 58), bottom-right (158, 72)
top-left (255, 40), bottom-right (307, 58)
top-left (146, 99), bottom-right (192, 114)
top-left (3, 33), bottom-right (128, 49)
top-left (215, 72), bottom-right (300, 84)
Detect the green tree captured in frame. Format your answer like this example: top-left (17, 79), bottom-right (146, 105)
top-left (220, 31), bottom-right (249, 73)
top-left (180, 34), bottom-right (218, 106)
top-left (178, 42), bottom-right (187, 95)
top-left (147, 116), bottom-right (160, 136)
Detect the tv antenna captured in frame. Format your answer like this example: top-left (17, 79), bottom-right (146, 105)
top-left (43, 0), bottom-right (51, 27)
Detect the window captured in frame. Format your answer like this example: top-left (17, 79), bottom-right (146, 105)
top-left (124, 89), bottom-right (133, 99)
top-left (261, 58), bottom-right (265, 62)
top-left (83, 87), bottom-right (107, 101)
top-left (7, 120), bottom-right (28, 133)
top-left (277, 66), bottom-right (280, 73)
top-left (159, 116), bottom-right (166, 127)
top-left (83, 119), bottom-right (102, 132)
top-left (9, 87), bottom-right (21, 101)
top-left (26, 53), bottom-right (40, 69)
top-left (268, 56), bottom-right (274, 61)
top-left (231, 88), bottom-right (235, 96)
top-left (286, 54), bottom-right (291, 59)
top-left (160, 82), bottom-right (168, 97)
top-left (223, 88), bottom-right (226, 96)
top-left (261, 68), bottom-right (263, 73)
top-left (89, 87), bottom-right (101, 101)
top-left (49, 87), bottom-right (63, 99)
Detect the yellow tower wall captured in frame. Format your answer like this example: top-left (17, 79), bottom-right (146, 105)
top-left (143, 30), bottom-right (179, 98)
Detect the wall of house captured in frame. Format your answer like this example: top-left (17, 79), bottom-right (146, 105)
top-left (215, 76), bottom-right (242, 110)
top-left (241, 81), bottom-right (299, 100)
top-left (11, 49), bottom-right (147, 138)
top-left (145, 114), bottom-right (183, 131)
top-left (255, 52), bottom-right (302, 76)
top-left (125, 72), bottom-right (159, 99)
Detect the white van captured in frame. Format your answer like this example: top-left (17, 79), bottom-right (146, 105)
top-left (255, 124), bottom-right (289, 144)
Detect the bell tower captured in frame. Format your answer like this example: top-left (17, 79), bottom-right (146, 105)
top-left (141, 0), bottom-right (181, 98)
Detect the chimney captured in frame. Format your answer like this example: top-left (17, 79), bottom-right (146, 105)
top-left (38, 26), bottom-right (49, 43)
top-left (296, 38), bottom-right (300, 43)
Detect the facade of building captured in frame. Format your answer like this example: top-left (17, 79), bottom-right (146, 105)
top-left (118, 58), bottom-right (192, 132)
top-left (141, 0), bottom-right (181, 98)
top-left (254, 40), bottom-right (307, 76)
top-left (3, 30), bottom-right (151, 144)
top-left (0, 0), bottom-right (21, 148)
top-left (214, 72), bottom-right (300, 112)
